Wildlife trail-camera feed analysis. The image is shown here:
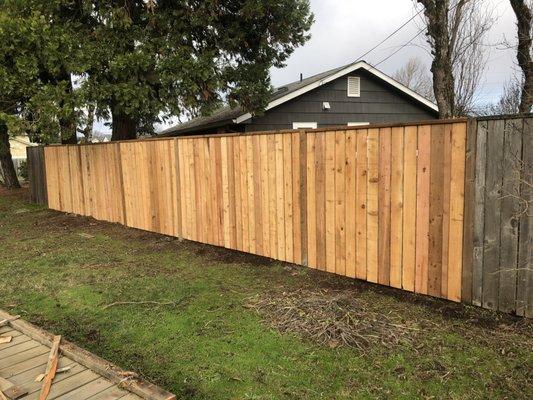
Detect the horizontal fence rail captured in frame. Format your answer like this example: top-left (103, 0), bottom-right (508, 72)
top-left (35, 121), bottom-right (467, 305)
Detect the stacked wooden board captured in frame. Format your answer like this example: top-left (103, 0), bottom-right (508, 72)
top-left (0, 310), bottom-right (175, 400)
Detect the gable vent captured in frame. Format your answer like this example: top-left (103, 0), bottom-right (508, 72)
top-left (347, 76), bottom-right (360, 97)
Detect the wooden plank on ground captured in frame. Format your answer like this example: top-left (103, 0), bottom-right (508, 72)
top-left (415, 124), bottom-right (431, 295)
top-left (390, 127), bottom-right (404, 289)
top-left (482, 119), bottom-right (505, 310)
top-left (498, 118), bottom-right (523, 313)
top-left (38, 335), bottom-right (60, 400)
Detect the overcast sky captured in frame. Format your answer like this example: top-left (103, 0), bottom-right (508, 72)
top-left (99, 0), bottom-right (521, 134)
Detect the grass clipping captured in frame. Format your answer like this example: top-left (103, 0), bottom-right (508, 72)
top-left (247, 289), bottom-right (418, 351)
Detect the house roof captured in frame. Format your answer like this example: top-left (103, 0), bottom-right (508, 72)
top-left (160, 60), bottom-right (438, 136)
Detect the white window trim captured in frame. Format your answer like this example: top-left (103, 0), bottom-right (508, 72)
top-left (347, 122), bottom-right (370, 127)
top-left (347, 76), bottom-right (361, 97)
top-left (292, 122), bottom-right (317, 130)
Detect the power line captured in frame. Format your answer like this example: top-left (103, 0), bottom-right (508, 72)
top-left (353, 8), bottom-right (424, 62)
top-left (374, 27), bottom-right (426, 67)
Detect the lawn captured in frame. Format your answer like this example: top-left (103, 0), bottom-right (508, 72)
top-left (0, 188), bottom-right (531, 399)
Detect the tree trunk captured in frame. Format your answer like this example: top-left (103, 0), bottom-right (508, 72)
top-left (418, 0), bottom-right (455, 118)
top-left (59, 71), bottom-right (78, 144)
top-left (0, 123), bottom-right (21, 189)
top-left (111, 107), bottom-right (137, 141)
top-left (510, 0), bottom-right (533, 114)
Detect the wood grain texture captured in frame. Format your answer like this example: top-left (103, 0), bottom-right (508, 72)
top-left (366, 128), bottom-right (379, 283)
top-left (306, 133), bottom-right (317, 268)
top-left (325, 132), bottom-right (336, 273)
top-left (378, 127), bottom-right (391, 285)
top-left (315, 133), bottom-right (327, 270)
top-left (402, 126), bottom-right (417, 292)
top-left (415, 125), bottom-right (431, 295)
top-left (355, 130), bottom-right (368, 280)
top-left (345, 131), bottom-right (357, 278)
top-left (390, 127), bottom-right (404, 289)
top-left (334, 131), bottom-right (346, 276)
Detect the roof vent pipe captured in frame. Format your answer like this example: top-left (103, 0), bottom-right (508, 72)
top-left (300, 73), bottom-right (303, 82)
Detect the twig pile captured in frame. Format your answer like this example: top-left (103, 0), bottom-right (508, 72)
top-left (247, 289), bottom-right (418, 351)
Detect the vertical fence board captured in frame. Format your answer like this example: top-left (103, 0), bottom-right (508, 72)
top-left (292, 133), bottom-right (302, 265)
top-left (378, 128), bottom-right (392, 286)
top-left (252, 136), bottom-right (263, 255)
top-left (275, 134), bottom-right (286, 260)
top-left (283, 134), bottom-right (293, 262)
top-left (447, 123), bottom-right (467, 302)
top-left (334, 131), bottom-right (346, 276)
top-left (472, 121), bottom-right (488, 306)
top-left (441, 124), bottom-right (452, 298)
top-left (498, 119), bottom-right (523, 313)
top-left (355, 130), bottom-right (368, 280)
top-left (415, 125), bottom-right (431, 295)
top-left (461, 119), bottom-right (477, 304)
top-left (402, 126), bottom-right (418, 292)
top-left (260, 135), bottom-right (271, 258)
top-left (315, 133), bottom-right (327, 270)
top-left (299, 132), bottom-right (308, 266)
top-left (390, 127), bottom-right (404, 289)
top-left (325, 133), bottom-right (336, 273)
top-left (517, 118), bottom-right (532, 317)
top-left (267, 135), bottom-right (277, 259)
top-left (306, 133), bottom-right (317, 268)
top-left (483, 119), bottom-right (505, 310)
top-left (366, 129), bottom-right (379, 283)
top-left (428, 124), bottom-right (445, 297)
top-left (345, 131), bottom-right (357, 278)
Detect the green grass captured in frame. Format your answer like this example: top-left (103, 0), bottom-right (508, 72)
top-left (0, 188), bottom-right (531, 399)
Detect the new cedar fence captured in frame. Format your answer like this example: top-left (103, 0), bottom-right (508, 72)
top-left (26, 116), bottom-right (533, 317)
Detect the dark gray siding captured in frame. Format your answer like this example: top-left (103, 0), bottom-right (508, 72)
top-left (243, 69), bottom-right (437, 132)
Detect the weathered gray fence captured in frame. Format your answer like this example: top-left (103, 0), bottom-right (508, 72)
top-left (462, 115), bottom-right (532, 317)
top-left (26, 146), bottom-right (47, 205)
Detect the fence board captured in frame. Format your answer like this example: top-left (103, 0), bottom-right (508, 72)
top-left (325, 133), bottom-right (336, 273)
top-left (499, 119), bottom-right (523, 313)
top-left (315, 133), bottom-right (326, 270)
top-left (355, 130), bottom-right (368, 281)
top-left (390, 127), bottom-right (404, 289)
top-left (415, 125), bottom-right (431, 295)
top-left (402, 126), bottom-right (417, 292)
top-left (27, 146), bottom-right (48, 205)
top-left (345, 131), bottom-right (357, 278)
top-left (366, 128), bottom-right (379, 283)
top-left (517, 118), bottom-right (532, 317)
top-left (482, 119), bottom-right (505, 310)
top-left (378, 127), bottom-right (392, 286)
top-left (334, 131), bottom-right (346, 276)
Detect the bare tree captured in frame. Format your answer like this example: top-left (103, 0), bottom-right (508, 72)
top-left (416, 0), bottom-right (493, 117)
top-left (393, 57), bottom-right (435, 101)
top-left (482, 76), bottom-right (523, 115)
top-left (510, 0), bottom-right (532, 113)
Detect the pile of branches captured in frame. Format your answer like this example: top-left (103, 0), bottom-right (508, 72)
top-left (247, 289), bottom-right (419, 351)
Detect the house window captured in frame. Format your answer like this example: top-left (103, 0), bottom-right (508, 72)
top-left (293, 122), bottom-right (317, 129)
top-left (347, 77), bottom-right (361, 97)
top-left (347, 122), bottom-right (370, 127)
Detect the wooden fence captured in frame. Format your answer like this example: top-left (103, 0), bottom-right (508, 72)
top-left (27, 146), bottom-right (47, 205)
top-left (461, 116), bottom-right (532, 317)
top-left (26, 116), bottom-right (533, 316)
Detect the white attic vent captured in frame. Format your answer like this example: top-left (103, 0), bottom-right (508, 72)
top-left (347, 76), bottom-right (360, 97)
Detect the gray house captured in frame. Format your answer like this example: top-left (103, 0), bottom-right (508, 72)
top-left (160, 60), bottom-right (438, 136)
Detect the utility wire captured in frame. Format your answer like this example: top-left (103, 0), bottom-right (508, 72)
top-left (353, 7), bottom-right (424, 62)
top-left (374, 27), bottom-right (426, 67)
